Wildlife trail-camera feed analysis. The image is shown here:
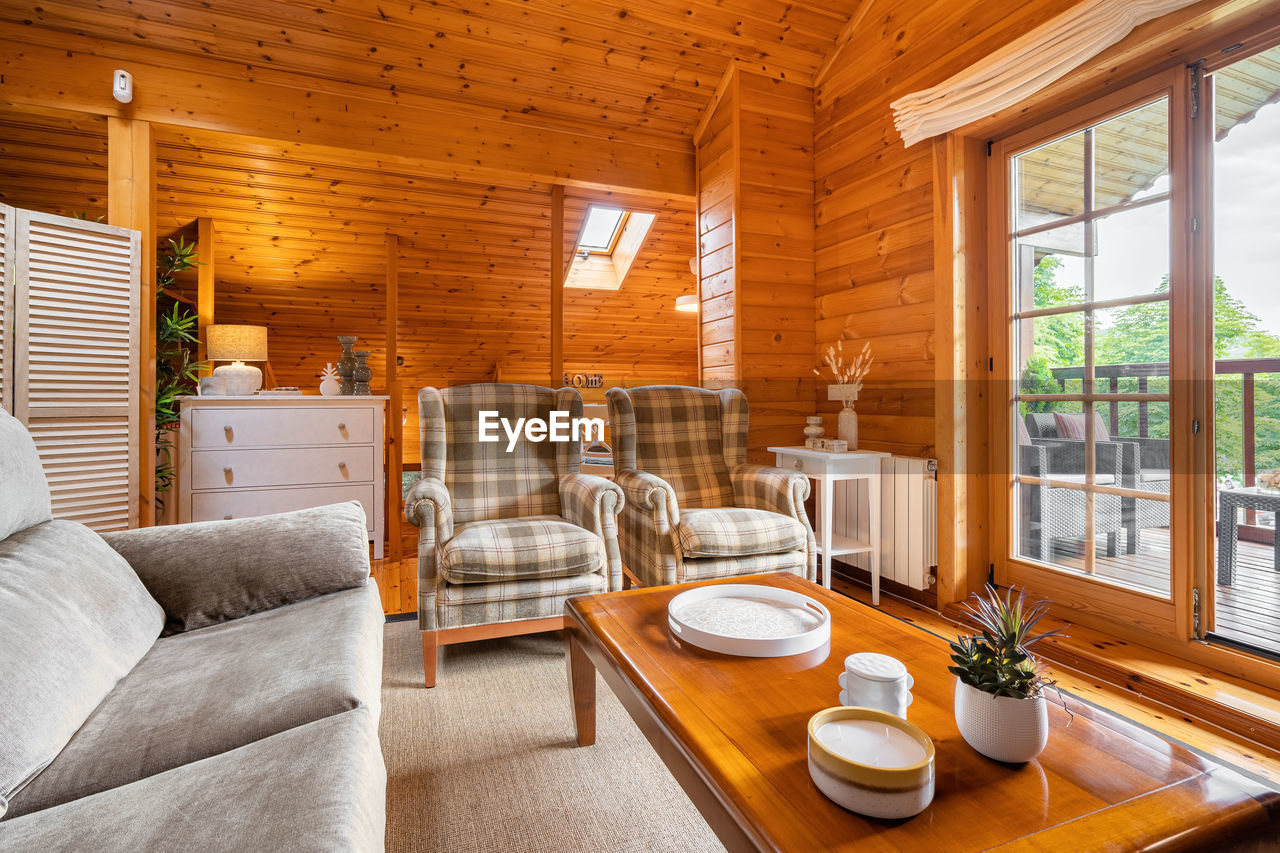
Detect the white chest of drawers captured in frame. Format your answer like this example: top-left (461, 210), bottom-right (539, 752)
top-left (177, 396), bottom-right (388, 558)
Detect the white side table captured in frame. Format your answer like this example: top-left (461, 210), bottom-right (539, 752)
top-left (769, 447), bottom-right (889, 604)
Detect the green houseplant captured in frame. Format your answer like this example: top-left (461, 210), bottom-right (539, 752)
top-left (948, 585), bottom-right (1063, 762)
top-left (155, 237), bottom-right (204, 517)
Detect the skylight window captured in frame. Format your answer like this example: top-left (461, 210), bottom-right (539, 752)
top-left (577, 207), bottom-right (626, 253)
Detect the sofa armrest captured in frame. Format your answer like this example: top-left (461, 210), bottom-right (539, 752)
top-left (614, 469), bottom-right (680, 528)
top-left (404, 476), bottom-right (453, 544)
top-left (101, 502), bottom-right (371, 635)
top-left (731, 463), bottom-right (811, 522)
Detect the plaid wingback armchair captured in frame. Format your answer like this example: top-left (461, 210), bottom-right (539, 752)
top-left (404, 383), bottom-right (624, 687)
top-left (606, 385), bottom-right (815, 587)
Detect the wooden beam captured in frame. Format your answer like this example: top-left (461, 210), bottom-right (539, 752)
top-left (386, 233), bottom-right (403, 562)
top-left (196, 217), bottom-right (215, 378)
top-left (108, 116), bottom-right (156, 528)
top-left (550, 184), bottom-right (565, 388)
top-left (0, 28), bottom-right (694, 199)
top-left (814, 1), bottom-right (876, 89)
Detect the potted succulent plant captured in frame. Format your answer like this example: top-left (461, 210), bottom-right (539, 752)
top-left (948, 585), bottom-right (1063, 763)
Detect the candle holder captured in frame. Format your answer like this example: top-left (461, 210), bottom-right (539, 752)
top-left (807, 706), bottom-right (935, 819)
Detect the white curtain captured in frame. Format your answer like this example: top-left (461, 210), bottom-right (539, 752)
top-left (890, 0), bottom-right (1201, 147)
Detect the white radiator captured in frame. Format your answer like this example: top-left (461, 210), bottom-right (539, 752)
top-left (834, 456), bottom-right (938, 591)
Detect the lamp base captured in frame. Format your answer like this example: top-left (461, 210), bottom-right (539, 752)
top-left (213, 362), bottom-right (263, 396)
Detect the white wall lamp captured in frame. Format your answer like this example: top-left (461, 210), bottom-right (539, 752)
top-left (675, 295), bottom-right (698, 313)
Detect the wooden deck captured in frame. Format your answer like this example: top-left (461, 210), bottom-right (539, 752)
top-left (1047, 528), bottom-right (1280, 657)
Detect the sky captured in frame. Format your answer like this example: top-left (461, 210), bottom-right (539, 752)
top-left (1048, 94), bottom-right (1280, 333)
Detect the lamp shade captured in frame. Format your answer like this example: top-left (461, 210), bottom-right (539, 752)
top-left (206, 325), bottom-right (268, 362)
top-left (675, 294), bottom-right (698, 313)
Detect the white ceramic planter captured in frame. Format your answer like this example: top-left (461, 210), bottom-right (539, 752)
top-left (954, 678), bottom-right (1048, 763)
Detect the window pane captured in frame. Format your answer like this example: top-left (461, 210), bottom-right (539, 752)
top-left (578, 207), bottom-right (625, 251)
top-left (1014, 235), bottom-right (1087, 312)
top-left (1017, 312), bottom-right (1085, 395)
top-left (1092, 98), bottom-right (1169, 209)
top-left (1210, 44), bottom-right (1280, 655)
top-left (1092, 200), bottom-right (1170, 303)
top-left (1094, 301), bottom-right (1169, 380)
top-left (1017, 131), bottom-right (1084, 230)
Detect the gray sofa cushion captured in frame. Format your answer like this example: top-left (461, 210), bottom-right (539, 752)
top-left (0, 410), bottom-right (51, 541)
top-left (0, 708), bottom-right (386, 853)
top-left (5, 583), bottom-right (383, 818)
top-left (102, 501), bottom-right (371, 634)
top-left (0, 521), bottom-right (164, 818)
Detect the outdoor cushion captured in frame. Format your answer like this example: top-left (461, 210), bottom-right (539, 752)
top-left (0, 708), bottom-right (385, 853)
top-left (1053, 411), bottom-right (1110, 441)
top-left (0, 409), bottom-right (51, 541)
top-left (676, 507), bottom-right (806, 558)
top-left (439, 515), bottom-right (605, 583)
top-left (1141, 468), bottom-right (1171, 484)
top-left (0, 520), bottom-right (164, 817)
top-left (103, 501), bottom-right (371, 634)
top-left (5, 583), bottom-right (383, 818)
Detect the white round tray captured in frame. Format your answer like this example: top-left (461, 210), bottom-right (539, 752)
top-left (667, 583), bottom-right (831, 657)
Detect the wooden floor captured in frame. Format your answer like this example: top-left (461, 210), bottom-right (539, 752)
top-left (1045, 528), bottom-right (1280, 657)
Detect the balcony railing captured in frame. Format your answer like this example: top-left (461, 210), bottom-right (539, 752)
top-left (1049, 357), bottom-right (1280, 542)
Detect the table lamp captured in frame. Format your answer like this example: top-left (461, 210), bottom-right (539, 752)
top-left (206, 324), bottom-right (268, 396)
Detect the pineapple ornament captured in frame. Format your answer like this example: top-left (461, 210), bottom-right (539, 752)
top-left (319, 363), bottom-right (341, 397)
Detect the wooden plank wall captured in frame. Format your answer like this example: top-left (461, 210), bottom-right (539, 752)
top-left (735, 71), bottom-right (817, 458)
top-left (695, 68), bottom-right (816, 459)
top-left (696, 79), bottom-right (738, 390)
top-left (0, 112), bottom-right (697, 469)
top-left (0, 113), bottom-right (109, 219)
top-left (812, 0), bottom-right (1083, 461)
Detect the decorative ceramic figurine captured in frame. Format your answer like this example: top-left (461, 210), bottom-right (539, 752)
top-left (337, 336), bottom-right (358, 395)
top-left (804, 415), bottom-right (825, 441)
top-left (319, 363), bottom-right (340, 397)
top-left (352, 351), bottom-right (372, 395)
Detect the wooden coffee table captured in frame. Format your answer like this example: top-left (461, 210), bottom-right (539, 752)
top-left (564, 574), bottom-right (1279, 852)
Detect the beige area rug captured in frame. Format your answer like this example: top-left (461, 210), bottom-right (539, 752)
top-left (380, 621), bottom-right (726, 853)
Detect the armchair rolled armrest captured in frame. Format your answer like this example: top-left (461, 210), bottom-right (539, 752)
top-left (559, 473), bottom-right (624, 536)
top-left (102, 501), bottom-right (371, 635)
top-left (614, 469), bottom-right (680, 529)
top-left (404, 476), bottom-right (453, 544)
top-left (731, 463), bottom-right (811, 524)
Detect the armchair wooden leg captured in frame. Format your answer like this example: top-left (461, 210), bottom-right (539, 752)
top-left (422, 630), bottom-right (439, 688)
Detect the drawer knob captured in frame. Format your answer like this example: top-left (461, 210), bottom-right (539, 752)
top-left (793, 459), bottom-right (803, 470)
top-left (338, 422), bottom-right (347, 430)
top-left (224, 425), bottom-right (233, 436)
top-left (224, 514), bottom-right (233, 520)
top-left (338, 461), bottom-right (347, 469)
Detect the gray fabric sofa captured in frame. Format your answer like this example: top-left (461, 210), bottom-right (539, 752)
top-left (0, 410), bottom-right (386, 852)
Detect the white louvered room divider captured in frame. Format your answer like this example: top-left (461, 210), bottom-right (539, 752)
top-left (0, 205), bottom-right (141, 531)
top-left (832, 455), bottom-right (938, 591)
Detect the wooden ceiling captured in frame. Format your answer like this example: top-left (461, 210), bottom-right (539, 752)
top-left (0, 0), bottom-right (864, 195)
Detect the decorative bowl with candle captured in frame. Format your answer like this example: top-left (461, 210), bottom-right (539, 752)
top-left (807, 706), bottom-right (935, 819)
